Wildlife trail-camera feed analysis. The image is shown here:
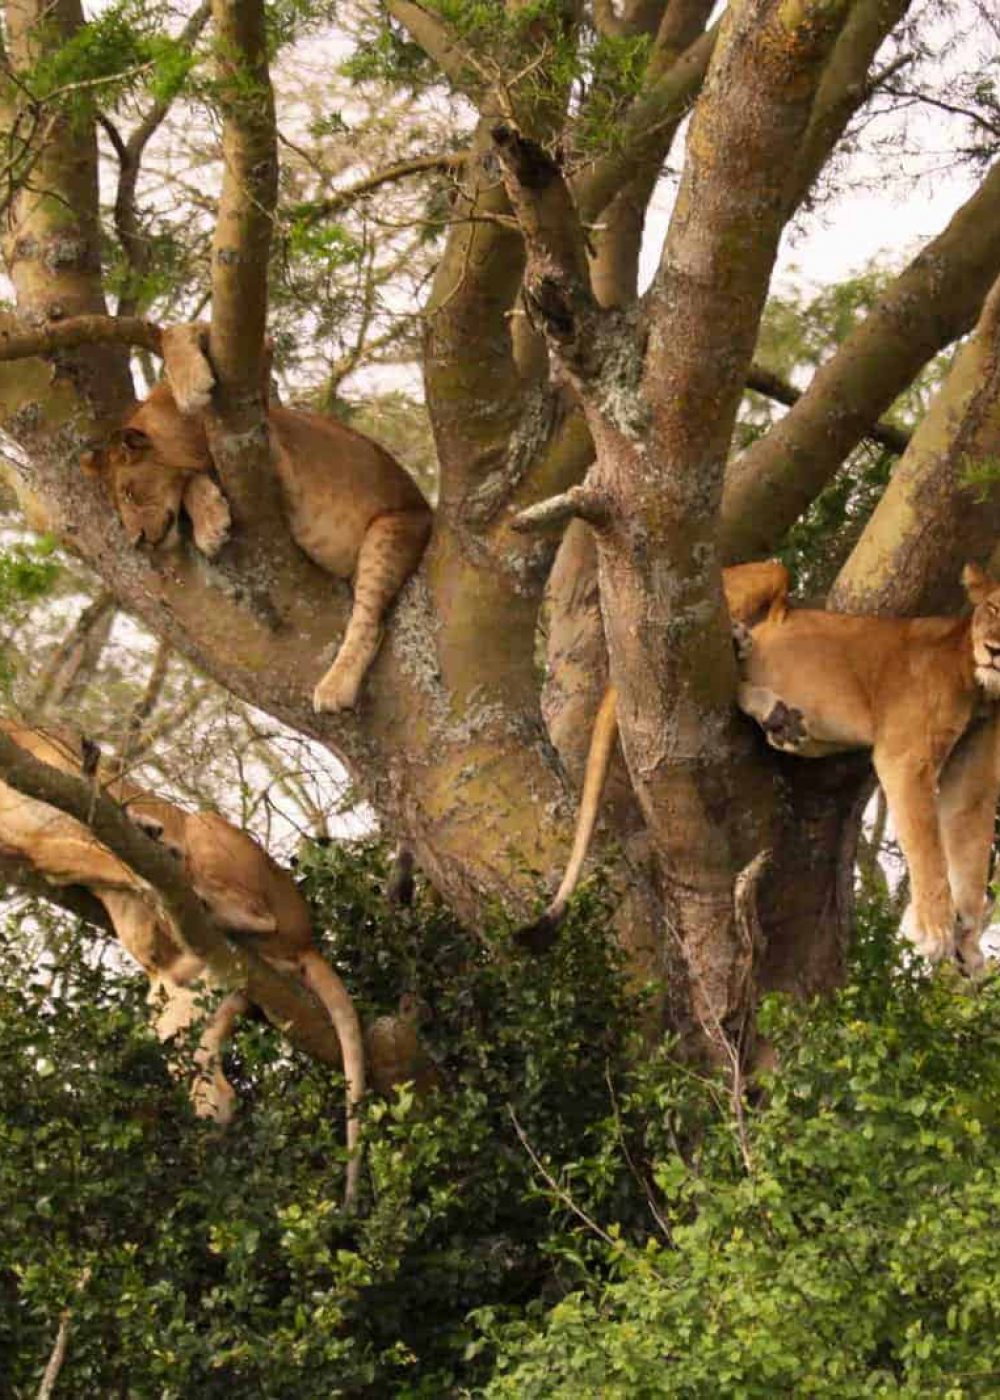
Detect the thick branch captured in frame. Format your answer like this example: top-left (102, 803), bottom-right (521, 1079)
top-left (722, 156), bottom-right (1000, 561)
top-left (830, 273), bottom-right (1000, 616)
top-left (492, 125), bottom-right (610, 381)
top-left (790, 0), bottom-right (913, 201)
top-left (0, 732), bottom-right (343, 1067)
top-left (745, 362), bottom-right (910, 454)
top-left (587, 0), bottom-right (852, 1035)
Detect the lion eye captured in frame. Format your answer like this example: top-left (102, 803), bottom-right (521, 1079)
top-left (121, 484), bottom-right (137, 505)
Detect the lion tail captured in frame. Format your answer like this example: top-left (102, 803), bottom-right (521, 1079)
top-left (515, 685), bottom-right (619, 953)
top-left (298, 949), bottom-right (366, 1212)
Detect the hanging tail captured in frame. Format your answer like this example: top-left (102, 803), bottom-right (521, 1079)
top-left (515, 685), bottom-right (620, 952)
top-left (298, 949), bottom-right (366, 1211)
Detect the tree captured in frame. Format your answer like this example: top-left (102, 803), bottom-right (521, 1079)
top-left (1, 0), bottom-right (1000, 1067)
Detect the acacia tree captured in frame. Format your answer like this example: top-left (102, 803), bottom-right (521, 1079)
top-left (2, 0), bottom-right (1000, 1062)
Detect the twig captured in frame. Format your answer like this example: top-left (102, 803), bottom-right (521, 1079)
top-left (508, 1105), bottom-right (618, 1247)
top-left (35, 1265), bottom-right (92, 1400)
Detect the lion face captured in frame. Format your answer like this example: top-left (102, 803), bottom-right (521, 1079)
top-left (964, 563), bottom-right (1000, 696)
top-left (81, 386), bottom-right (212, 547)
top-left (82, 427), bottom-right (187, 546)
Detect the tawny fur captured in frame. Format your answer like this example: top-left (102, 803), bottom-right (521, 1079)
top-left (0, 718), bottom-right (366, 1208)
top-left (526, 561), bottom-right (1000, 973)
top-left (736, 562), bottom-right (1000, 968)
top-left (81, 327), bottom-right (432, 713)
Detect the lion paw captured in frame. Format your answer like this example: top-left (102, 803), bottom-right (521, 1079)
top-left (182, 475), bottom-right (232, 559)
top-left (731, 621), bottom-right (754, 663)
top-left (762, 699), bottom-right (808, 750)
top-left (955, 912), bottom-right (987, 977)
top-left (191, 495), bottom-right (232, 558)
top-left (162, 324), bottom-right (215, 416)
top-left (900, 900), bottom-right (957, 963)
top-left (313, 666), bottom-right (362, 713)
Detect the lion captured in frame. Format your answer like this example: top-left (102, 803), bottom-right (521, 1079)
top-left (0, 718), bottom-right (366, 1208)
top-left (524, 561), bottom-right (1000, 973)
top-left (81, 324), bottom-right (432, 713)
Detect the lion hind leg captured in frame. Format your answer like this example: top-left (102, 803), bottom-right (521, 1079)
top-left (189, 991), bottom-right (251, 1124)
top-left (313, 509), bottom-right (431, 713)
top-left (937, 716), bottom-right (1000, 974)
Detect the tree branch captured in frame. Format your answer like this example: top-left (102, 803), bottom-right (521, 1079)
top-left (492, 124), bottom-right (609, 381)
top-left (745, 361), bottom-right (910, 455)
top-left (290, 150), bottom-right (467, 228)
top-left (0, 314), bottom-right (162, 362)
top-left (830, 271), bottom-right (1000, 615)
top-left (722, 155), bottom-right (1000, 562)
top-left (109, 0), bottom-right (213, 318)
top-left (574, 19), bottom-right (718, 225)
top-left (510, 483), bottom-right (611, 532)
top-left (207, 0), bottom-right (277, 414)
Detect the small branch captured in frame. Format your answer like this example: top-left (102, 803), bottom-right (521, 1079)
top-left (508, 1105), bottom-right (621, 1250)
top-left (746, 362), bottom-right (911, 455)
top-left (32, 591), bottom-right (117, 714)
top-left (36, 1265), bottom-right (92, 1400)
top-left (290, 151), bottom-right (467, 228)
top-left (510, 483), bottom-right (611, 532)
top-left (0, 315), bottom-right (162, 362)
top-left (110, 0), bottom-right (213, 317)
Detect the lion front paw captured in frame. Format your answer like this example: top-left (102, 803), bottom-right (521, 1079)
top-left (762, 699), bottom-right (808, 750)
top-left (183, 475), bottom-right (232, 559)
top-left (900, 898), bottom-right (957, 963)
top-left (192, 496), bottom-right (231, 558)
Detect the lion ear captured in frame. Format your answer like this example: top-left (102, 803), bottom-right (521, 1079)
top-left (80, 448), bottom-right (104, 478)
top-left (962, 562), bottom-right (995, 603)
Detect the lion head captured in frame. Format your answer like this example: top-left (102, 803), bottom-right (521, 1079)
top-left (81, 384), bottom-right (211, 547)
top-left (963, 563), bottom-right (1000, 697)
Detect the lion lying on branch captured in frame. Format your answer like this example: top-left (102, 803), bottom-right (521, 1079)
top-left (526, 561), bottom-right (1000, 973)
top-left (0, 718), bottom-right (366, 1208)
top-left (81, 325), bottom-right (432, 713)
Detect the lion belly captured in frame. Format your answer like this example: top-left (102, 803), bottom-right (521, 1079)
top-left (270, 408), bottom-right (429, 581)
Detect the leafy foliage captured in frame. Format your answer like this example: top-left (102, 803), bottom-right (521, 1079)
top-left (4, 852), bottom-right (1000, 1397)
top-left (0, 843), bottom-right (636, 1396)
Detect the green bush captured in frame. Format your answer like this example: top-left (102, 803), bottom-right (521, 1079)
top-left (480, 902), bottom-right (1000, 1399)
top-left (4, 854), bottom-right (1000, 1398)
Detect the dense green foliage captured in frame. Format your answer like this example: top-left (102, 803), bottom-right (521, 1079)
top-left (3, 853), bottom-right (1000, 1397)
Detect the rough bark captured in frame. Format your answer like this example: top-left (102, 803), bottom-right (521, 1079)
top-left (831, 273), bottom-right (1000, 615)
